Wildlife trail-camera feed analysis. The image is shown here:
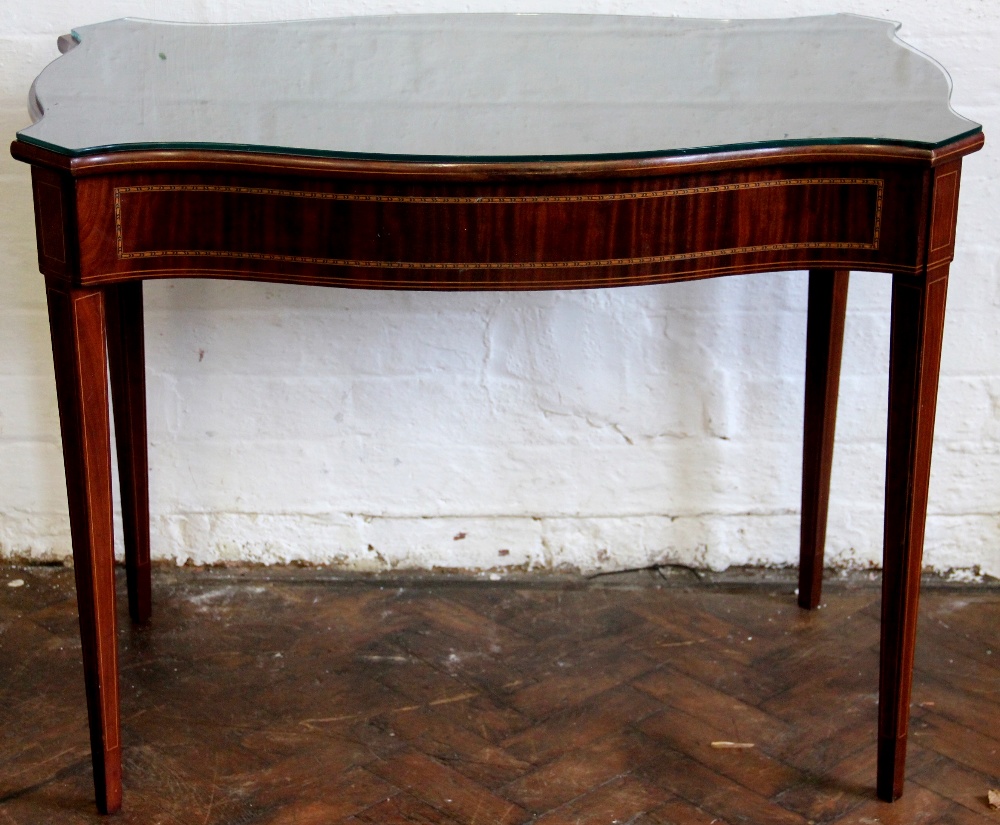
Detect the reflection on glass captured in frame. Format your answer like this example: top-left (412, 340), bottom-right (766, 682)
top-left (19, 14), bottom-right (981, 161)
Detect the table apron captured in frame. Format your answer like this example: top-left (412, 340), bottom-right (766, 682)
top-left (38, 163), bottom-right (933, 289)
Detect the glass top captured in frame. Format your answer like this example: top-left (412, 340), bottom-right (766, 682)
top-left (18, 14), bottom-right (981, 162)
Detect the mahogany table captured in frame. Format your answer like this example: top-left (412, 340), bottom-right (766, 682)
top-left (10, 13), bottom-right (984, 814)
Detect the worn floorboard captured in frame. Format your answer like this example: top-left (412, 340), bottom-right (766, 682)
top-left (0, 565), bottom-right (997, 824)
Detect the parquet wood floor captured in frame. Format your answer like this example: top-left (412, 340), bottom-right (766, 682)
top-left (1, 565), bottom-right (997, 824)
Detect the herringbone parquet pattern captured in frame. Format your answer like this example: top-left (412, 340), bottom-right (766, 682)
top-left (1, 566), bottom-right (997, 824)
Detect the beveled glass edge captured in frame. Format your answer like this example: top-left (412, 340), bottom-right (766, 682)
top-left (17, 12), bottom-right (984, 163)
top-left (14, 128), bottom-right (984, 164)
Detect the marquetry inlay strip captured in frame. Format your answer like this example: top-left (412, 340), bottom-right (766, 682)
top-left (114, 178), bottom-right (884, 269)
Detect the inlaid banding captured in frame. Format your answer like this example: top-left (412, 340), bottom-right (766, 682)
top-left (114, 177), bottom-right (884, 272)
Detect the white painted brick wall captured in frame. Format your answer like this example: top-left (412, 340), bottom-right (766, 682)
top-left (2, 0), bottom-right (998, 578)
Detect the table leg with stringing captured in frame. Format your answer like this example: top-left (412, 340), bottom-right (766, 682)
top-left (877, 158), bottom-right (962, 802)
top-left (878, 265), bottom-right (949, 801)
top-left (45, 277), bottom-right (123, 815)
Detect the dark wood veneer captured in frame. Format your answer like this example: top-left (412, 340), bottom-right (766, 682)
top-left (798, 268), bottom-right (849, 610)
top-left (105, 282), bottom-right (151, 626)
top-left (54, 159), bottom-right (933, 291)
top-left (11, 129), bottom-right (983, 814)
top-left (99, 172), bottom-right (889, 289)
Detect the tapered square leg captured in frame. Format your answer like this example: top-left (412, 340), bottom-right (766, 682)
top-left (798, 269), bottom-right (849, 610)
top-left (106, 281), bottom-right (151, 626)
top-left (877, 268), bottom-right (949, 801)
top-left (46, 279), bottom-right (123, 814)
